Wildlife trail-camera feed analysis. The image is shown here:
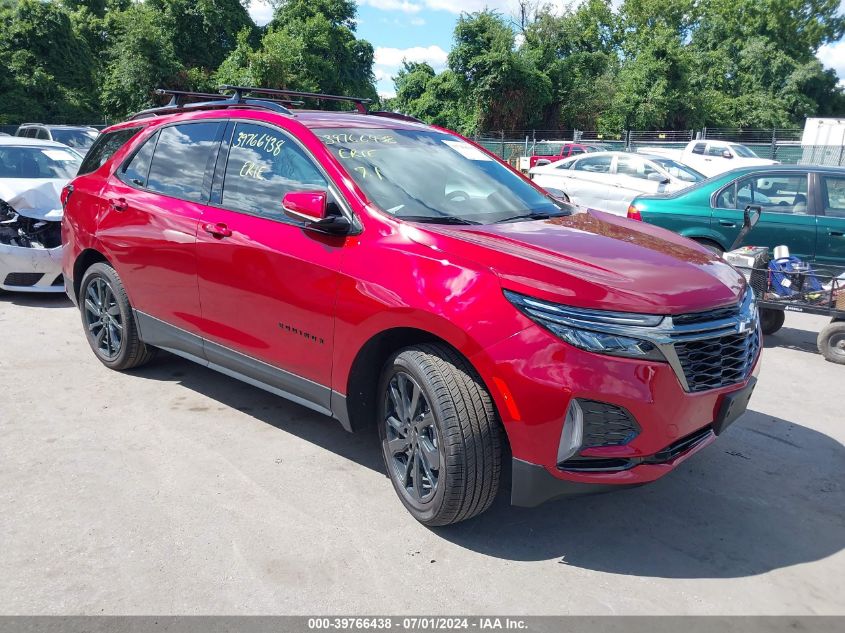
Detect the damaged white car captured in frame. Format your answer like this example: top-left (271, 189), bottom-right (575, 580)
top-left (0, 137), bottom-right (81, 293)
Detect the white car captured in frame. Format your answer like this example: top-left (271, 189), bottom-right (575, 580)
top-left (0, 137), bottom-right (82, 293)
top-left (529, 151), bottom-right (704, 215)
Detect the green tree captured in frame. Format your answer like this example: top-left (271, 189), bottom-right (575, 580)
top-left (100, 3), bottom-right (183, 118)
top-left (0, 0), bottom-right (98, 123)
top-left (449, 11), bottom-right (551, 133)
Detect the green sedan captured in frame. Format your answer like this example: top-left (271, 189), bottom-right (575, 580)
top-left (628, 165), bottom-right (845, 271)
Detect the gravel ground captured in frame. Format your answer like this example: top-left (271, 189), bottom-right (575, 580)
top-left (1, 292), bottom-right (843, 615)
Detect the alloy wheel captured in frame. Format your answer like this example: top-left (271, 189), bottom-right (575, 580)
top-left (383, 371), bottom-right (441, 504)
top-left (83, 277), bottom-right (123, 359)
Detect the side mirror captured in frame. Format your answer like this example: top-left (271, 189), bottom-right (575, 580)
top-left (283, 190), bottom-right (328, 224)
top-left (282, 190), bottom-right (353, 235)
top-left (543, 187), bottom-right (570, 204)
top-left (722, 149), bottom-right (733, 159)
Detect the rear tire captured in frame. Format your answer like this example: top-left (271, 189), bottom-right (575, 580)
top-left (79, 262), bottom-right (156, 371)
top-left (760, 308), bottom-right (785, 336)
top-left (378, 343), bottom-right (501, 526)
top-left (818, 321), bottom-right (845, 365)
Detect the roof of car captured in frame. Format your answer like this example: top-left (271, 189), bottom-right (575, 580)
top-left (720, 164), bottom-right (845, 175)
top-left (0, 136), bottom-right (77, 148)
top-left (17, 124), bottom-right (98, 130)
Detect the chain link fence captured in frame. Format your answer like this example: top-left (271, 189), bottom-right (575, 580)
top-left (476, 127), bottom-right (845, 168)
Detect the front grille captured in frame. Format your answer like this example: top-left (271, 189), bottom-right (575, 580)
top-left (3, 272), bottom-right (43, 287)
top-left (674, 329), bottom-right (760, 393)
top-left (672, 305), bottom-right (738, 326)
top-left (580, 400), bottom-right (640, 448)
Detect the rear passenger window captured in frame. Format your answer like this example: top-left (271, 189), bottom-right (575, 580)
top-left (573, 155), bottom-right (612, 173)
top-left (36, 128), bottom-right (50, 140)
top-left (220, 122), bottom-right (327, 220)
top-left (821, 176), bottom-right (845, 218)
top-left (78, 127), bottom-right (142, 175)
top-left (146, 122), bottom-right (222, 202)
top-left (120, 131), bottom-right (158, 188)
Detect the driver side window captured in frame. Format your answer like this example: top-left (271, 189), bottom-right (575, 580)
top-left (220, 122), bottom-right (327, 221)
top-left (573, 155), bottom-right (612, 173)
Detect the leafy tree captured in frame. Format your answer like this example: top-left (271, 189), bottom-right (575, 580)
top-left (100, 3), bottom-right (183, 117)
top-left (0, 0), bottom-right (98, 123)
top-left (146, 0), bottom-right (254, 71)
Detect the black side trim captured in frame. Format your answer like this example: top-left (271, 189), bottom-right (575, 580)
top-left (134, 310), bottom-right (338, 420)
top-left (511, 458), bottom-right (640, 507)
top-left (203, 337), bottom-right (332, 415)
top-left (135, 311), bottom-right (205, 360)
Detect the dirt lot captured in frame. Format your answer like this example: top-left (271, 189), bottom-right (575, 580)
top-left (0, 292), bottom-right (843, 615)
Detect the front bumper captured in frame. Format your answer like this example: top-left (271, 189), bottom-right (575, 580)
top-left (471, 322), bottom-right (761, 505)
top-left (0, 244), bottom-right (64, 293)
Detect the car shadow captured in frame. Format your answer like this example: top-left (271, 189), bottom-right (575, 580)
top-left (0, 291), bottom-right (73, 309)
top-left (130, 354), bottom-right (844, 580)
top-left (763, 326), bottom-right (819, 355)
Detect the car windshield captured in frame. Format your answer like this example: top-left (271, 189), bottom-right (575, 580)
top-left (730, 144), bottom-right (759, 158)
top-left (652, 158), bottom-right (705, 182)
top-left (314, 127), bottom-right (563, 223)
top-left (0, 146), bottom-right (82, 179)
top-left (50, 129), bottom-right (99, 151)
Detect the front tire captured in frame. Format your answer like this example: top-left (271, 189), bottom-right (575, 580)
top-left (760, 308), bottom-right (785, 336)
top-left (79, 262), bottom-right (156, 371)
top-left (378, 343), bottom-right (501, 526)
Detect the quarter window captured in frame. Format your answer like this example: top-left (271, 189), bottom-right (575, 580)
top-left (77, 127), bottom-right (143, 176)
top-left (120, 131), bottom-right (158, 188)
top-left (220, 122), bottom-right (327, 220)
top-left (821, 176), bottom-right (845, 218)
top-left (692, 143), bottom-right (706, 154)
top-left (146, 122), bottom-right (222, 202)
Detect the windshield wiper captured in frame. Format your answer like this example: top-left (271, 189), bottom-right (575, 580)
top-left (494, 210), bottom-right (570, 224)
top-left (398, 215), bottom-right (481, 225)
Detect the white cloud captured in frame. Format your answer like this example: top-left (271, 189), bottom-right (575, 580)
top-left (374, 44), bottom-right (449, 69)
top-left (248, 0), bottom-right (274, 26)
top-left (818, 39), bottom-right (845, 87)
top-left (410, 17), bottom-right (426, 26)
top-left (373, 45), bottom-right (449, 98)
top-left (360, 0), bottom-right (423, 13)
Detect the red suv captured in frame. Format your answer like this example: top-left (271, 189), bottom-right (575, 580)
top-left (62, 87), bottom-right (761, 525)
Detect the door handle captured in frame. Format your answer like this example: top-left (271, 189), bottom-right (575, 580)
top-left (203, 222), bottom-right (232, 238)
top-left (719, 220), bottom-right (737, 227)
top-left (110, 198), bottom-right (128, 212)
top-left (829, 230), bottom-right (845, 237)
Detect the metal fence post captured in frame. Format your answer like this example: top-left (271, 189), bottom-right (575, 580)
top-left (500, 130), bottom-right (505, 158)
top-left (771, 128), bottom-right (777, 160)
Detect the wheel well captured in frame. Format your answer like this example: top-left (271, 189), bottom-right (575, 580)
top-left (72, 249), bottom-right (109, 302)
top-left (691, 237), bottom-right (725, 253)
top-left (344, 327), bottom-right (506, 451)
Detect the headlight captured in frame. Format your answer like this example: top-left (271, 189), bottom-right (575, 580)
top-left (504, 290), bottom-right (666, 361)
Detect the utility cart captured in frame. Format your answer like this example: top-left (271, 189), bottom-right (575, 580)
top-left (724, 211), bottom-right (845, 365)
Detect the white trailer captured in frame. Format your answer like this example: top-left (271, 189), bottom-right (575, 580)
top-left (801, 118), bottom-right (845, 166)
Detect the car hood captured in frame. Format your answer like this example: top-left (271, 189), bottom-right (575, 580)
top-left (0, 178), bottom-right (66, 221)
top-left (409, 209), bottom-right (746, 314)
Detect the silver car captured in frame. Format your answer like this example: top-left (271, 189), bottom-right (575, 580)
top-left (0, 137), bottom-right (82, 293)
top-left (529, 151), bottom-right (705, 216)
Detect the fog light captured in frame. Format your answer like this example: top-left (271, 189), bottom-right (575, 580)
top-left (557, 399), bottom-right (584, 463)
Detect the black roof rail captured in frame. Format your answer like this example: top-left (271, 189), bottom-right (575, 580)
top-left (368, 111), bottom-right (424, 124)
top-left (128, 88), bottom-right (296, 120)
top-left (219, 85), bottom-right (372, 114)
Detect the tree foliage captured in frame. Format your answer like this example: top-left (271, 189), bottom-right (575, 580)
top-left (0, 0), bottom-right (842, 131)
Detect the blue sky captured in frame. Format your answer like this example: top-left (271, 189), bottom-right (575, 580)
top-left (249, 1), bottom-right (845, 98)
